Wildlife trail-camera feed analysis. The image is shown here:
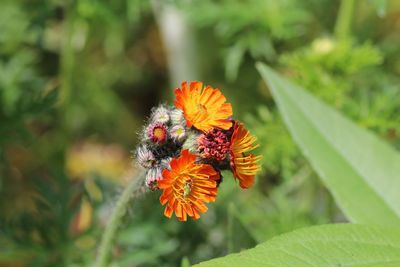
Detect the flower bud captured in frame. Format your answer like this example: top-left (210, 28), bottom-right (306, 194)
top-left (145, 167), bottom-right (163, 190)
top-left (182, 130), bottom-right (200, 153)
top-left (170, 108), bottom-right (185, 126)
top-left (170, 125), bottom-right (187, 143)
top-left (160, 157), bottom-right (172, 170)
top-left (136, 145), bottom-right (156, 169)
top-left (151, 106), bottom-right (170, 124)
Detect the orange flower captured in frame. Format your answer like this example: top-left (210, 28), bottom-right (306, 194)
top-left (174, 81), bottom-right (233, 132)
top-left (230, 122), bottom-right (261, 189)
top-left (158, 149), bottom-right (220, 221)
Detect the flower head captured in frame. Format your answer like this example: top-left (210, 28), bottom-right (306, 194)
top-left (147, 122), bottom-right (168, 144)
top-left (136, 145), bottom-right (156, 169)
top-left (174, 81), bottom-right (233, 132)
top-left (198, 128), bottom-right (230, 161)
top-left (158, 149), bottom-right (219, 221)
top-left (151, 106), bottom-right (170, 124)
top-left (229, 122), bottom-right (261, 189)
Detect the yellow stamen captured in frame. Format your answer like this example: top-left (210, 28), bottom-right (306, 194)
top-left (183, 180), bottom-right (192, 199)
top-left (154, 128), bottom-right (165, 139)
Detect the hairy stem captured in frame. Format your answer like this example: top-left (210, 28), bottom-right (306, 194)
top-left (334, 0), bottom-right (356, 41)
top-left (95, 173), bottom-right (146, 267)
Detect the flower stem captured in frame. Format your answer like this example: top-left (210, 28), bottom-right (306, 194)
top-left (95, 173), bottom-right (146, 267)
top-left (334, 0), bottom-right (356, 41)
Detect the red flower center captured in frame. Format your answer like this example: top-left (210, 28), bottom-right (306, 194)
top-left (154, 128), bottom-right (166, 140)
top-left (198, 128), bottom-right (230, 161)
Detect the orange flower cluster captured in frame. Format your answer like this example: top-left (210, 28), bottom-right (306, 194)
top-left (135, 81), bottom-right (261, 221)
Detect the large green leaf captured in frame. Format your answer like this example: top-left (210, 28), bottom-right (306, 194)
top-left (256, 63), bottom-right (400, 227)
top-left (195, 224), bottom-right (400, 266)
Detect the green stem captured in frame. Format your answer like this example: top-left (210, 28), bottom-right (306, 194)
top-left (334, 0), bottom-right (356, 41)
top-left (95, 173), bottom-right (146, 267)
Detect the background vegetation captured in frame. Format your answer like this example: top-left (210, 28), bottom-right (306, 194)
top-left (1, 0), bottom-right (399, 266)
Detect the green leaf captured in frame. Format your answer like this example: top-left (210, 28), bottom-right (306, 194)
top-left (195, 224), bottom-right (400, 266)
top-left (256, 63), bottom-right (400, 227)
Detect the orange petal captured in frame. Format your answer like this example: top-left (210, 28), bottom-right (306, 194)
top-left (230, 122), bottom-right (261, 189)
top-left (164, 205), bottom-right (173, 218)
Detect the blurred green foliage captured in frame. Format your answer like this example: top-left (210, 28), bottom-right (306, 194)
top-left (0, 0), bottom-right (399, 266)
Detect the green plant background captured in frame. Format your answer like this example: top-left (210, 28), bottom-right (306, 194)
top-left (0, 0), bottom-right (399, 266)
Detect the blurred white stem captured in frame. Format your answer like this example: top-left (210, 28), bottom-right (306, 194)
top-left (151, 0), bottom-right (198, 87)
